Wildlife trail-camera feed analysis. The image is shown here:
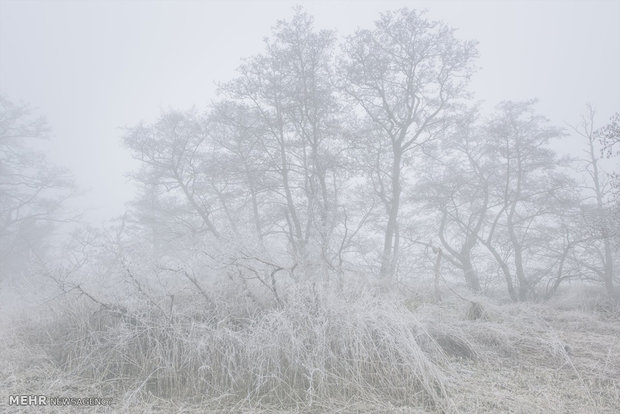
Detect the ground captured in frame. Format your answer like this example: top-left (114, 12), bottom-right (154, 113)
top-left (1, 290), bottom-right (618, 413)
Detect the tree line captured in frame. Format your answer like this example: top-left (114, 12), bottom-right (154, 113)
top-left (1, 9), bottom-right (618, 302)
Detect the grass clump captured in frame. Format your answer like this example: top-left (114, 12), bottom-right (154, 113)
top-left (5, 284), bottom-right (619, 413)
top-left (13, 285), bottom-right (453, 412)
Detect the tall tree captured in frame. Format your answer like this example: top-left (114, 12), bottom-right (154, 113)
top-left (123, 110), bottom-right (222, 242)
top-left (0, 95), bottom-right (73, 280)
top-left (572, 107), bottom-right (617, 297)
top-left (221, 10), bottom-right (344, 277)
top-left (481, 101), bottom-right (572, 300)
top-left (208, 101), bottom-right (271, 243)
top-left (340, 9), bottom-right (477, 278)
top-left (415, 112), bottom-right (491, 292)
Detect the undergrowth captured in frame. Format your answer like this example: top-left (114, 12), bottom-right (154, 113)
top-left (13, 285), bottom-right (456, 412)
top-left (5, 283), bottom-right (619, 413)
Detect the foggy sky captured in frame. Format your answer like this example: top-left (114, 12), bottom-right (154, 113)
top-left (1, 0), bottom-right (619, 224)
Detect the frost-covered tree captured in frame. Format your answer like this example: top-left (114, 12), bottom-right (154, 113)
top-left (415, 110), bottom-right (492, 292)
top-left (0, 95), bottom-right (73, 280)
top-left (208, 102), bottom-right (271, 243)
top-left (221, 11), bottom-right (346, 278)
top-left (480, 101), bottom-right (574, 300)
top-left (571, 107), bottom-right (618, 297)
top-left (340, 9), bottom-right (478, 278)
top-left (599, 112), bottom-right (620, 159)
top-left (123, 109), bottom-right (222, 245)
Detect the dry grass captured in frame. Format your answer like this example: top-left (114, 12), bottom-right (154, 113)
top-left (1, 284), bottom-right (619, 413)
top-left (413, 290), bottom-right (620, 413)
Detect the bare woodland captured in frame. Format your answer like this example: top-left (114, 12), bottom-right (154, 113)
top-left (1, 6), bottom-right (619, 413)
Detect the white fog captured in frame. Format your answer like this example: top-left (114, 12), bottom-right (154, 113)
top-left (0, 1), bottom-right (619, 412)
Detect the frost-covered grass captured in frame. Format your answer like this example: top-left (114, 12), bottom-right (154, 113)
top-left (1, 283), bottom-right (619, 413)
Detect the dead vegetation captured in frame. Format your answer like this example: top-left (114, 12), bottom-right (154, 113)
top-left (1, 285), bottom-right (619, 413)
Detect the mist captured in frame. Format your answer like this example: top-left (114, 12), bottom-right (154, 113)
top-left (1, 1), bottom-right (619, 412)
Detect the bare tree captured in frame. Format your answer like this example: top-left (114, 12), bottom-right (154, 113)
top-left (415, 112), bottom-right (491, 292)
top-left (480, 101), bottom-right (572, 300)
top-left (221, 10), bottom-right (345, 278)
top-left (208, 102), bottom-right (270, 243)
top-left (571, 106), bottom-right (617, 297)
top-left (599, 112), bottom-right (620, 159)
top-left (0, 95), bottom-right (73, 280)
top-left (123, 110), bottom-right (222, 242)
top-left (340, 9), bottom-right (477, 279)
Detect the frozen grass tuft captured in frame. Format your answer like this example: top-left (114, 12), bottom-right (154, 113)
top-left (5, 284), bottom-right (620, 413)
top-left (13, 285), bottom-right (453, 412)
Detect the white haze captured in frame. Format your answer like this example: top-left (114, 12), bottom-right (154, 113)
top-left (1, 2), bottom-right (620, 412)
top-left (1, 0), bottom-right (618, 224)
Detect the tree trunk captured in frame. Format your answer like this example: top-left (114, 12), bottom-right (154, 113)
top-left (380, 147), bottom-right (402, 279)
top-left (508, 215), bottom-right (530, 300)
top-left (462, 257), bottom-right (481, 292)
top-left (589, 133), bottom-right (616, 298)
top-left (433, 247), bottom-right (442, 302)
top-left (603, 240), bottom-right (615, 297)
top-left (483, 241), bottom-right (517, 301)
